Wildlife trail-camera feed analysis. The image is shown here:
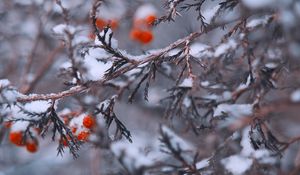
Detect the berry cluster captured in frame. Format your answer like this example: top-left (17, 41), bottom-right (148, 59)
top-left (7, 122), bottom-right (39, 153)
top-left (96, 18), bottom-right (119, 31)
top-left (89, 4), bottom-right (157, 45)
top-left (6, 111), bottom-right (96, 153)
top-left (60, 112), bottom-right (96, 147)
top-left (130, 14), bottom-right (156, 45)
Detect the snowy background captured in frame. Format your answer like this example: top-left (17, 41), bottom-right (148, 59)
top-left (1, 0), bottom-right (300, 174)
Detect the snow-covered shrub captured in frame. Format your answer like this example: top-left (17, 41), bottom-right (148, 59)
top-left (1, 0), bottom-right (300, 174)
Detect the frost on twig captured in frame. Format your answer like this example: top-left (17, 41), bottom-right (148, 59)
top-left (0, 79), bottom-right (22, 105)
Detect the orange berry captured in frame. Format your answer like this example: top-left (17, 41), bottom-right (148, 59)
top-left (77, 131), bottom-right (90, 141)
top-left (9, 131), bottom-right (24, 146)
top-left (139, 30), bottom-right (153, 44)
top-left (71, 127), bottom-right (77, 133)
top-left (130, 28), bottom-right (142, 40)
top-left (96, 18), bottom-right (107, 30)
top-left (26, 141), bottom-right (38, 153)
top-left (83, 115), bottom-right (95, 129)
top-left (145, 15), bottom-right (156, 26)
top-left (131, 29), bottom-right (153, 44)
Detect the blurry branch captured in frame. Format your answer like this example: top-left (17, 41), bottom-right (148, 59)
top-left (21, 45), bottom-right (63, 94)
top-left (21, 22), bottom-right (42, 88)
top-left (95, 96), bottom-right (132, 143)
top-left (226, 99), bottom-right (300, 156)
top-left (20, 3), bottom-right (54, 90)
top-left (15, 32), bottom-right (198, 103)
top-left (16, 13), bottom-right (245, 103)
top-left (56, 0), bottom-right (82, 85)
top-left (159, 126), bottom-right (200, 174)
top-left (155, 0), bottom-right (186, 24)
top-left (230, 99), bottom-right (300, 131)
top-left (90, 0), bottom-right (134, 64)
top-left (17, 85), bottom-right (88, 103)
top-left (55, 0), bottom-right (70, 24)
top-left (9, 101), bottom-right (80, 158)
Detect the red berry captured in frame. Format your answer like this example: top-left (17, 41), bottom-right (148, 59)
top-left (145, 15), bottom-right (156, 26)
top-left (130, 28), bottom-right (153, 44)
top-left (9, 131), bottom-right (24, 146)
top-left (77, 131), bottom-right (90, 141)
top-left (83, 115), bottom-right (95, 129)
top-left (26, 141), bottom-right (38, 153)
top-left (71, 127), bottom-right (77, 133)
top-left (140, 30), bottom-right (153, 44)
top-left (96, 18), bottom-right (107, 30)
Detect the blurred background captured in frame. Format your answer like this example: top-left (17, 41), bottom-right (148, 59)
top-left (1, 0), bottom-right (300, 175)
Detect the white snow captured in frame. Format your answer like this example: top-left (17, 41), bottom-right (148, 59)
top-left (0, 90), bottom-right (21, 103)
top-left (213, 104), bottom-right (253, 118)
top-left (11, 121), bottom-right (30, 132)
top-left (52, 24), bottom-right (76, 35)
top-left (214, 39), bottom-right (237, 57)
top-left (82, 48), bottom-right (112, 81)
top-left (240, 127), bottom-right (277, 164)
top-left (190, 43), bottom-right (211, 58)
top-left (202, 5), bottom-right (220, 24)
top-left (168, 48), bottom-right (182, 57)
top-left (0, 80), bottom-right (22, 104)
top-left (69, 113), bottom-right (89, 134)
top-left (146, 88), bottom-right (165, 107)
top-left (240, 127), bottom-right (255, 157)
top-left (95, 28), bottom-right (118, 49)
top-left (202, 91), bottom-right (232, 102)
top-left (196, 158), bottom-right (210, 169)
top-left (160, 125), bottom-right (194, 152)
top-left (242, 0), bottom-right (274, 9)
top-left (134, 4), bottom-right (157, 20)
top-left (291, 89), bottom-right (300, 102)
top-left (60, 61), bottom-right (72, 69)
top-left (265, 62), bottom-right (277, 69)
top-left (236, 74), bottom-right (252, 91)
top-left (221, 155), bottom-right (253, 175)
top-left (111, 134), bottom-right (165, 172)
top-left (183, 96), bottom-right (191, 108)
top-left (4, 101), bottom-right (52, 122)
top-left (24, 100), bottom-right (51, 113)
top-left (178, 77), bottom-right (193, 88)
top-left (72, 35), bottom-right (90, 46)
top-left (246, 16), bottom-right (271, 28)
top-left (111, 141), bottom-right (153, 170)
top-left (200, 81), bottom-right (210, 87)
top-left (0, 79), bottom-right (10, 87)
